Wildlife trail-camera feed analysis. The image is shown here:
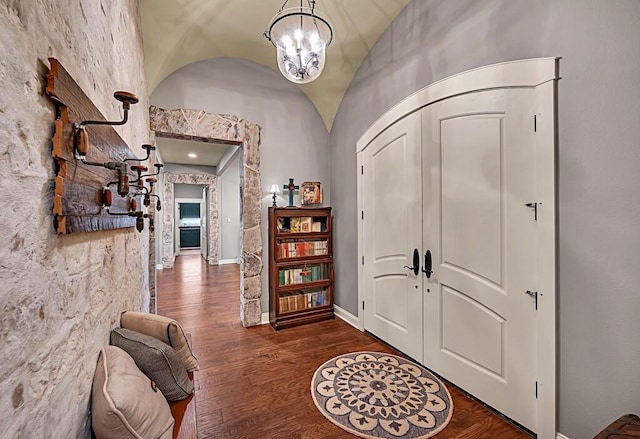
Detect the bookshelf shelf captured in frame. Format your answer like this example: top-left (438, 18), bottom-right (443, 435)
top-left (268, 206), bottom-right (334, 330)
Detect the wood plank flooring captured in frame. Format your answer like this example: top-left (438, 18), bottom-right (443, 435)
top-left (157, 253), bottom-right (532, 439)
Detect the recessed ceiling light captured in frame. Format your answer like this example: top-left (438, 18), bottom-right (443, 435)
top-left (188, 153), bottom-right (197, 158)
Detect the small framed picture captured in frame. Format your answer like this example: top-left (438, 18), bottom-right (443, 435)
top-left (301, 182), bottom-right (322, 206)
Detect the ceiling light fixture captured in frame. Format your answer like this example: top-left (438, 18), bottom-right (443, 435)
top-left (263, 0), bottom-right (333, 84)
top-left (188, 153), bottom-right (197, 158)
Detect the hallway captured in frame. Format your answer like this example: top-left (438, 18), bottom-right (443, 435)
top-left (157, 253), bottom-right (532, 438)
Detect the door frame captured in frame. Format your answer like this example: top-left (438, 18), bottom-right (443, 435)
top-left (174, 197), bottom-right (206, 255)
top-left (150, 106), bottom-right (263, 327)
top-left (356, 58), bottom-right (559, 438)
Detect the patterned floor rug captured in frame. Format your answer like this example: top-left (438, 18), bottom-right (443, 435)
top-left (311, 352), bottom-right (453, 438)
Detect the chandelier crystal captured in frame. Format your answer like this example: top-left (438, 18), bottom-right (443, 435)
top-left (264, 0), bottom-right (333, 84)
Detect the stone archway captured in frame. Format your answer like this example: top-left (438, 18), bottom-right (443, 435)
top-left (150, 106), bottom-right (262, 327)
top-left (163, 172), bottom-right (218, 267)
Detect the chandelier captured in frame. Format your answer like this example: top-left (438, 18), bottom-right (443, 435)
top-left (263, 0), bottom-right (333, 84)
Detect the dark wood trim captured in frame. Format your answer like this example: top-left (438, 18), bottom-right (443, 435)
top-left (268, 206), bottom-right (334, 329)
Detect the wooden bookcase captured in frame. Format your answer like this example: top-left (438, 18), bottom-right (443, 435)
top-left (268, 206), bottom-right (334, 330)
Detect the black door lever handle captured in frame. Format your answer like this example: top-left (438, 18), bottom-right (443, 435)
top-left (422, 249), bottom-right (433, 278)
top-left (403, 248), bottom-right (420, 276)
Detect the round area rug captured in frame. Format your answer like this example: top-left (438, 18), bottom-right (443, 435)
top-left (311, 352), bottom-right (453, 439)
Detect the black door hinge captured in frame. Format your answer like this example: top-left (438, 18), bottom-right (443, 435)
top-left (362, 300), bottom-right (365, 310)
top-left (525, 290), bottom-right (538, 310)
top-left (525, 202), bottom-right (538, 221)
top-left (534, 114), bottom-right (537, 132)
top-left (535, 381), bottom-right (538, 399)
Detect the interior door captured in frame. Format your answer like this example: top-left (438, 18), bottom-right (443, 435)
top-left (361, 111), bottom-right (423, 361)
top-left (422, 88), bottom-right (538, 431)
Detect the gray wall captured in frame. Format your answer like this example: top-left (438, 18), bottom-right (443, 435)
top-left (330, 0), bottom-right (640, 437)
top-left (151, 57), bottom-right (330, 313)
top-left (175, 183), bottom-right (205, 199)
top-left (218, 153), bottom-right (241, 261)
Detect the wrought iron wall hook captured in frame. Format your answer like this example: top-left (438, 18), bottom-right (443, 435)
top-left (104, 197), bottom-right (149, 232)
top-left (141, 163), bottom-right (164, 179)
top-left (73, 91), bottom-right (139, 160)
top-left (130, 164), bottom-right (148, 185)
top-left (144, 177), bottom-right (162, 211)
top-left (124, 144), bottom-right (155, 164)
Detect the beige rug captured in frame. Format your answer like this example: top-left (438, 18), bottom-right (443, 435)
top-left (311, 352), bottom-right (453, 438)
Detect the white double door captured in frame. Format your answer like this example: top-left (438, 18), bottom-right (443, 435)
top-left (361, 88), bottom-right (538, 431)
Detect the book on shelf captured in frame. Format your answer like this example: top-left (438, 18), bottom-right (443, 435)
top-left (278, 240), bottom-right (328, 258)
top-left (278, 264), bottom-right (328, 286)
top-left (300, 217), bottom-right (312, 233)
top-left (290, 217), bottom-right (301, 232)
top-left (278, 289), bottom-right (327, 313)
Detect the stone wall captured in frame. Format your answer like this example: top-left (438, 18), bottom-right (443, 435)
top-left (0, 1), bottom-right (149, 437)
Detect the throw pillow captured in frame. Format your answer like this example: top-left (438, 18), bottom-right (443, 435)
top-left (110, 328), bottom-right (194, 401)
top-left (91, 346), bottom-right (174, 439)
top-left (120, 311), bottom-right (199, 372)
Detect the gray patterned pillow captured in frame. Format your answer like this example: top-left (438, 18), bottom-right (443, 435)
top-left (110, 328), bottom-right (194, 401)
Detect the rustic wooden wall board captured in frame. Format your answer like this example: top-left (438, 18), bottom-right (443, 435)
top-left (46, 58), bottom-right (147, 234)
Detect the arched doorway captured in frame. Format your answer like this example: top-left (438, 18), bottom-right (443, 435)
top-left (150, 106), bottom-right (263, 327)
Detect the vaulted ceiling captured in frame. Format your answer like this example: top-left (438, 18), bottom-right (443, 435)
top-left (140, 0), bottom-right (412, 129)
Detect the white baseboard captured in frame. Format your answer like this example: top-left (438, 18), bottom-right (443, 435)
top-left (261, 312), bottom-right (269, 325)
top-left (334, 305), bottom-right (360, 329)
top-left (557, 434), bottom-right (570, 439)
top-left (156, 264), bottom-right (163, 270)
top-left (218, 258), bottom-right (239, 265)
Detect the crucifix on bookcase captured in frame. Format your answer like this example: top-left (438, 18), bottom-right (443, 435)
top-left (283, 178), bottom-right (299, 207)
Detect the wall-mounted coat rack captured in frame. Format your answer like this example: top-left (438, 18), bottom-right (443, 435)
top-left (45, 58), bottom-right (159, 234)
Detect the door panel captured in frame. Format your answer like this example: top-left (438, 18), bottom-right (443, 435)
top-left (362, 112), bottom-right (423, 361)
top-left (441, 286), bottom-right (505, 376)
top-left (373, 275), bottom-right (409, 330)
top-left (423, 89), bottom-right (537, 431)
top-left (441, 115), bottom-right (503, 285)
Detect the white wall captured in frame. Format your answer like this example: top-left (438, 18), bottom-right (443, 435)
top-left (0, 1), bottom-right (149, 437)
top-left (151, 57), bottom-right (330, 312)
top-left (330, 1), bottom-right (640, 437)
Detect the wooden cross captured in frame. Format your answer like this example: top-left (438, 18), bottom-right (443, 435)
top-left (283, 178), bottom-right (299, 207)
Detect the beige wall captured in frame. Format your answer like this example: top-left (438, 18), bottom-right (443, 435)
top-left (0, 1), bottom-right (149, 437)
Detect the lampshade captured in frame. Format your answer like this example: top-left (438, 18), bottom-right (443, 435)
top-left (270, 184), bottom-right (281, 194)
top-left (264, 0), bottom-right (333, 84)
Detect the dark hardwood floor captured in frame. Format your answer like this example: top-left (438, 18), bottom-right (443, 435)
top-left (157, 253), bottom-right (532, 439)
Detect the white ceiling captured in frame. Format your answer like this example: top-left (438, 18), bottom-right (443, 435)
top-left (141, 0), bottom-right (411, 130)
